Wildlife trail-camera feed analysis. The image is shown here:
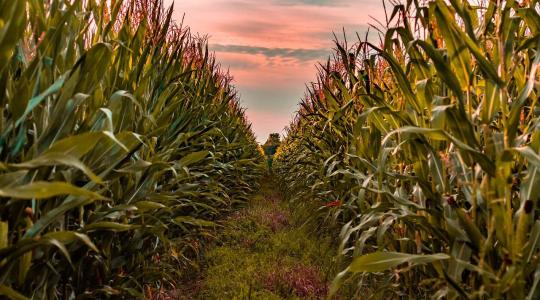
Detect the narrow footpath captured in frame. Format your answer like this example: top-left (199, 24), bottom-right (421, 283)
top-left (175, 178), bottom-right (338, 299)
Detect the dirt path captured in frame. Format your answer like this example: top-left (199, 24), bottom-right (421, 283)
top-left (174, 178), bottom-right (337, 299)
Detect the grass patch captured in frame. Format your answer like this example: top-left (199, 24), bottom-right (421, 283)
top-left (195, 181), bottom-right (338, 299)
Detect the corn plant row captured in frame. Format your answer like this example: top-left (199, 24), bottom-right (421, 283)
top-left (0, 0), bottom-right (263, 298)
top-left (274, 0), bottom-right (540, 298)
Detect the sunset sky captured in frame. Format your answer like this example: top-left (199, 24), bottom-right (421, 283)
top-left (164, 0), bottom-right (385, 143)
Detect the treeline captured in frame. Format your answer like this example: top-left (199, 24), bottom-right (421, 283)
top-left (274, 0), bottom-right (540, 298)
top-left (0, 0), bottom-right (262, 298)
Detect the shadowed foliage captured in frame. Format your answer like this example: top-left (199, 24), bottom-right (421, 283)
top-left (274, 0), bottom-right (540, 298)
top-left (0, 0), bottom-right (263, 298)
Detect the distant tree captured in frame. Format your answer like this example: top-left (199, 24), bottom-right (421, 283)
top-left (263, 133), bottom-right (281, 156)
top-left (267, 133), bottom-right (281, 145)
top-left (262, 133), bottom-right (281, 170)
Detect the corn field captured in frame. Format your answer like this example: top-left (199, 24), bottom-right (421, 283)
top-left (274, 0), bottom-right (540, 298)
top-left (0, 0), bottom-right (263, 298)
top-left (4, 0), bottom-right (540, 298)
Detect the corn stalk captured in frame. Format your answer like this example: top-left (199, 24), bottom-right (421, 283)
top-left (0, 0), bottom-right (263, 298)
top-left (275, 0), bottom-right (540, 298)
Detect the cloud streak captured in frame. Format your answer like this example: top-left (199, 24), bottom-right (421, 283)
top-left (212, 44), bottom-right (329, 62)
top-left (273, 0), bottom-right (348, 6)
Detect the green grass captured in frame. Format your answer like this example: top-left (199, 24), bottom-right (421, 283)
top-left (195, 180), bottom-right (338, 299)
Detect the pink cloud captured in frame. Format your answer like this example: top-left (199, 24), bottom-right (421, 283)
top-left (218, 52), bottom-right (319, 89)
top-left (167, 0), bottom-right (383, 48)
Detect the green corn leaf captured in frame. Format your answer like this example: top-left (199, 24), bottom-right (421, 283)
top-left (0, 0), bottom-right (26, 72)
top-left (432, 0), bottom-right (472, 90)
top-left (5, 153), bottom-right (102, 183)
top-left (348, 251), bottom-right (450, 273)
top-left (82, 222), bottom-right (137, 232)
top-left (0, 285), bottom-right (28, 300)
top-left (44, 231), bottom-right (98, 253)
top-left (528, 264), bottom-right (540, 300)
top-left (178, 151), bottom-right (210, 167)
top-left (0, 181), bottom-right (105, 200)
top-left (173, 216), bottom-right (217, 227)
top-left (413, 40), bottom-right (464, 102)
top-left (16, 74), bottom-right (67, 125)
top-left (135, 201), bottom-right (166, 211)
top-left (0, 221), bottom-right (7, 249)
